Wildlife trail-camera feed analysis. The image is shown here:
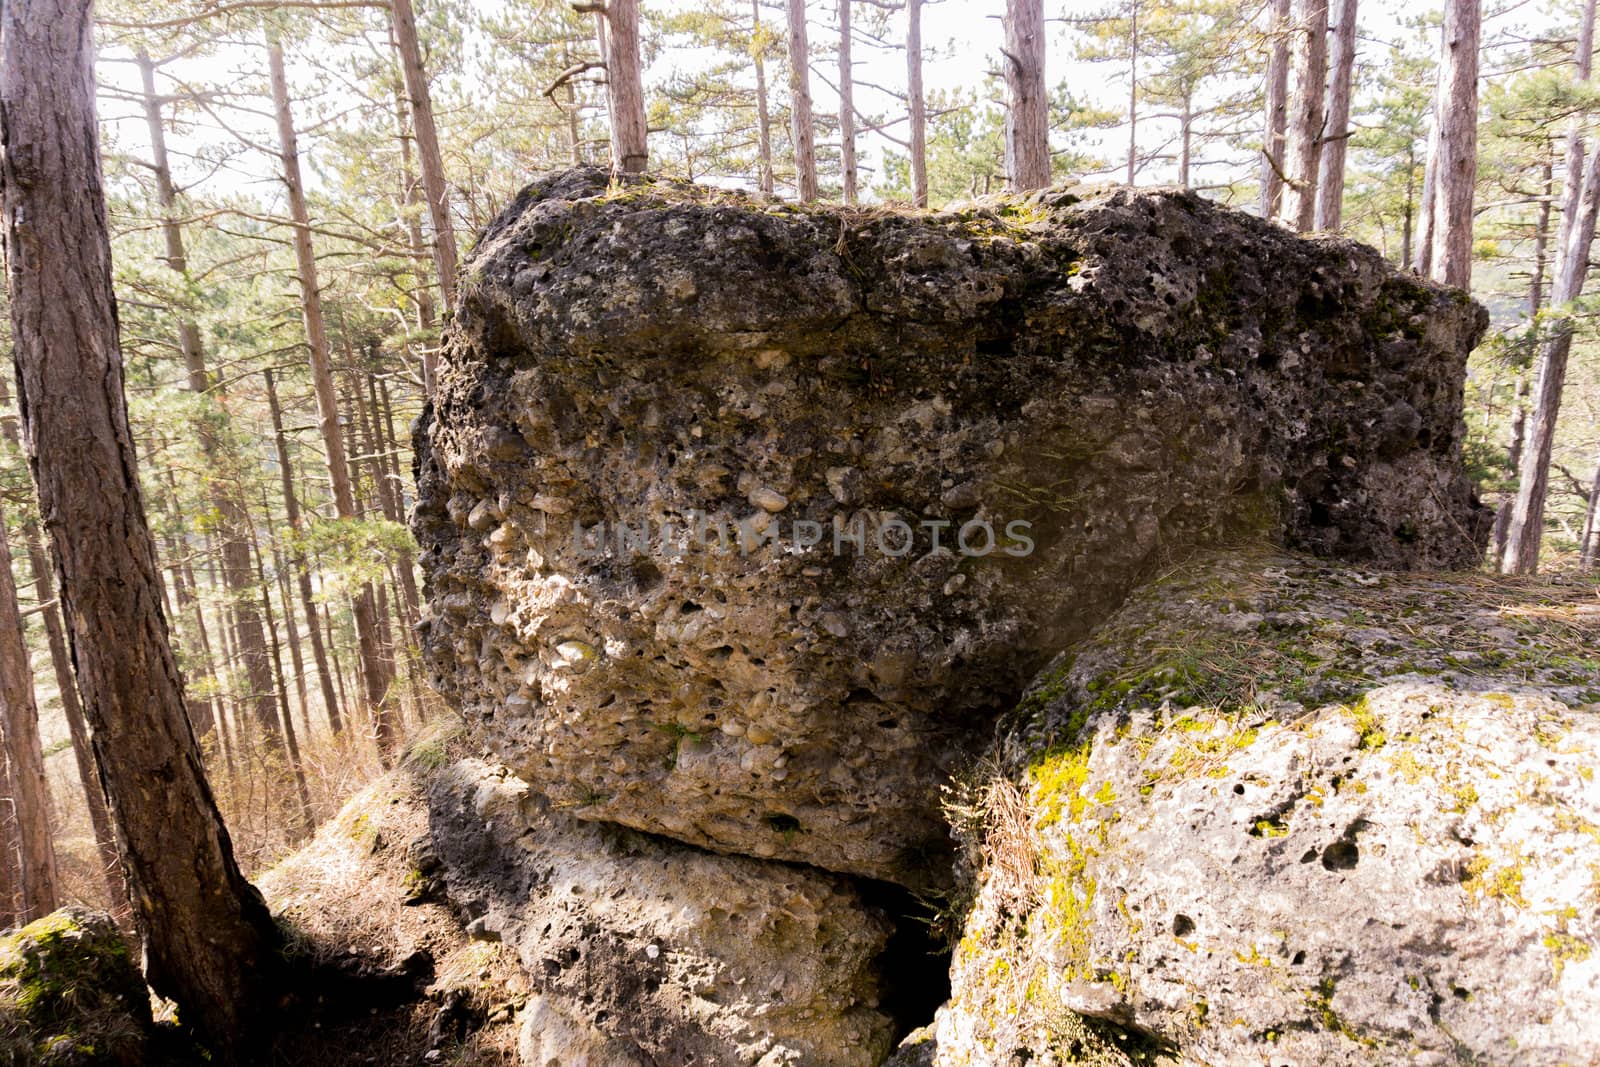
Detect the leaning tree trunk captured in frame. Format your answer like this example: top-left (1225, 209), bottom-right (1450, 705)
top-left (906, 0), bottom-right (928, 207)
top-left (1425, 0), bottom-right (1481, 287)
top-left (1284, 0), bottom-right (1329, 230)
top-left (1260, 0), bottom-right (1291, 217)
top-left (137, 50), bottom-right (281, 752)
top-left (838, 0), bottom-right (857, 204)
top-left (786, 0), bottom-right (819, 201)
top-left (1003, 0), bottom-right (1050, 191)
top-left (389, 0), bottom-right (459, 336)
top-left (1314, 0), bottom-right (1358, 229)
top-left (267, 32), bottom-right (396, 753)
top-left (1503, 146), bottom-right (1600, 574)
top-left (0, 0), bottom-right (282, 1055)
top-left (0, 500), bottom-right (59, 923)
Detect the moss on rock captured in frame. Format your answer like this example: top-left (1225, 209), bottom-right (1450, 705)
top-left (0, 908), bottom-right (150, 1066)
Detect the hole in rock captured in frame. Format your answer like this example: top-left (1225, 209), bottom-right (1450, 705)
top-left (855, 879), bottom-right (954, 1044)
top-left (1171, 914), bottom-right (1195, 938)
top-left (1291, 950), bottom-right (1306, 966)
top-left (1321, 840), bottom-right (1359, 871)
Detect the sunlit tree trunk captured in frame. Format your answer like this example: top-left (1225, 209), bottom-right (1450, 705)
top-left (787, 0), bottom-right (819, 200)
top-left (1260, 0), bottom-right (1291, 217)
top-left (389, 0), bottom-right (459, 381)
top-left (1003, 0), bottom-right (1050, 190)
top-left (1284, 0), bottom-right (1328, 230)
top-left (268, 32), bottom-right (396, 754)
top-left (1314, 0), bottom-right (1358, 229)
top-left (1501, 0), bottom-right (1594, 573)
top-left (752, 0), bottom-right (775, 194)
top-left (0, 1), bottom-right (282, 1053)
top-left (588, 0), bottom-right (648, 173)
top-left (906, 0), bottom-right (928, 206)
top-left (138, 49), bottom-right (284, 754)
top-left (839, 0), bottom-right (857, 204)
top-left (1503, 148), bottom-right (1600, 573)
top-left (1424, 0), bottom-right (1480, 287)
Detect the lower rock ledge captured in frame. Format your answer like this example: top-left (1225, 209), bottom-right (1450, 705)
top-left (427, 758), bottom-right (900, 1066)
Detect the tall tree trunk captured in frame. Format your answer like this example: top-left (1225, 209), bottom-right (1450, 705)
top-left (752, 0), bottom-right (775, 194)
top-left (906, 0), bottom-right (928, 207)
top-left (1556, 0), bottom-right (1596, 256)
top-left (786, 0), bottom-right (819, 200)
top-left (838, 0), bottom-right (857, 204)
top-left (1491, 155), bottom-right (1555, 560)
top-left (1003, 0), bottom-right (1050, 190)
top-left (137, 50), bottom-right (283, 754)
top-left (1126, 0), bottom-right (1140, 185)
top-left (0, 749), bottom-right (20, 927)
top-left (0, 499), bottom-right (59, 923)
top-left (389, 0), bottom-right (459, 388)
top-left (268, 33), bottom-right (396, 754)
top-left (1502, 147), bottom-right (1600, 573)
top-left (594, 0), bottom-right (648, 173)
top-left (249, 526), bottom-right (313, 836)
top-left (0, 375), bottom-right (125, 913)
top-left (270, 385), bottom-right (345, 742)
top-left (1260, 0), bottom-right (1292, 217)
top-left (1284, 0), bottom-right (1329, 230)
top-left (0, 1), bottom-right (282, 1053)
top-left (1425, 0), bottom-right (1480, 287)
top-left (1314, 0), bottom-right (1358, 229)
top-left (392, 81), bottom-right (440, 354)
top-left (1178, 90), bottom-right (1192, 188)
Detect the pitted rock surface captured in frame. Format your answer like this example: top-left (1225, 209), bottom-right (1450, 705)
top-left (413, 167), bottom-right (1490, 885)
top-left (938, 553), bottom-right (1600, 1065)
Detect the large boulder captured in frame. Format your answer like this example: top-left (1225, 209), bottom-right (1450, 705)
top-left (414, 168), bottom-right (1489, 887)
top-left (0, 908), bottom-right (150, 1066)
top-left (937, 552), bottom-right (1600, 1065)
top-left (428, 759), bottom-right (897, 1066)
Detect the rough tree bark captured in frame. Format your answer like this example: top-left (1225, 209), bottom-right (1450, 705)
top-left (1260, 0), bottom-right (1292, 218)
top-left (137, 50), bottom-right (281, 751)
top-left (839, 0), bottom-right (857, 204)
top-left (1502, 9), bottom-right (1600, 573)
top-left (786, 0), bottom-right (819, 201)
top-left (906, 0), bottom-right (928, 207)
top-left (1314, 0), bottom-right (1358, 229)
top-left (0, 0), bottom-right (282, 1053)
top-left (0, 498), bottom-right (59, 923)
top-left (589, 0), bottom-right (648, 173)
top-left (268, 32), bottom-right (396, 752)
top-left (1425, 0), bottom-right (1480, 287)
top-left (389, 0), bottom-right (458, 326)
top-left (752, 0), bottom-right (775, 194)
top-left (1284, 0), bottom-right (1329, 230)
top-left (1503, 153), bottom-right (1600, 574)
top-left (1003, 0), bottom-right (1050, 191)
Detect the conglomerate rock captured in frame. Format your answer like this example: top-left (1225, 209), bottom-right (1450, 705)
top-left (413, 167), bottom-right (1490, 887)
top-left (428, 759), bottom-right (896, 1066)
top-left (936, 552), bottom-right (1600, 1066)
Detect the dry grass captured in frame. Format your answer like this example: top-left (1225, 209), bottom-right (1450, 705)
top-left (254, 717), bottom-right (526, 1065)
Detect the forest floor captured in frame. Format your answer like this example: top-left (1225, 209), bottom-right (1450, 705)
top-left (252, 719), bottom-right (526, 1066)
